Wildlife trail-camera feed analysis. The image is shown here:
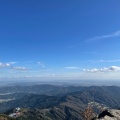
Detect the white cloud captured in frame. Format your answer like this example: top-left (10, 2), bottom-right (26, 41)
top-left (37, 62), bottom-right (43, 64)
top-left (41, 66), bottom-right (45, 68)
top-left (8, 62), bottom-right (17, 64)
top-left (38, 61), bottom-right (46, 68)
top-left (13, 66), bottom-right (28, 71)
top-left (78, 59), bottom-right (120, 63)
top-left (83, 66), bottom-right (120, 73)
top-left (0, 62), bottom-right (11, 68)
top-left (0, 61), bottom-right (18, 68)
top-left (99, 60), bottom-right (120, 63)
top-left (65, 67), bottom-right (80, 70)
top-left (86, 30), bottom-right (120, 42)
top-left (0, 62), bottom-right (29, 72)
top-left (24, 61), bottom-right (34, 63)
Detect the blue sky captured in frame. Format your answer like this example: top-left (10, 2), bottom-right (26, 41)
top-left (0, 0), bottom-right (120, 80)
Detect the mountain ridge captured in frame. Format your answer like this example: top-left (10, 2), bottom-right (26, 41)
top-left (1, 85), bottom-right (120, 120)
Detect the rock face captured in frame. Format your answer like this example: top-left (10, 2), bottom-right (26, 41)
top-left (96, 109), bottom-right (120, 120)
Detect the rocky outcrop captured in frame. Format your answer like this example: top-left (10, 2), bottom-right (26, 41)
top-left (96, 109), bottom-right (120, 120)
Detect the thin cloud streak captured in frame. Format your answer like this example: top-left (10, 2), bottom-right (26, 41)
top-left (78, 59), bottom-right (120, 63)
top-left (13, 66), bottom-right (28, 71)
top-left (79, 52), bottom-right (96, 54)
top-left (86, 30), bottom-right (120, 42)
top-left (65, 67), bottom-right (80, 70)
top-left (99, 60), bottom-right (120, 63)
